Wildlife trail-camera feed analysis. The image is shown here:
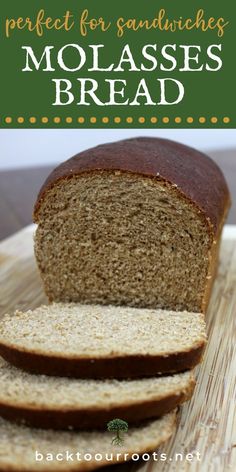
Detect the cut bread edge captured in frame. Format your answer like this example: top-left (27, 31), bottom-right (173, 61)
top-left (0, 340), bottom-right (206, 379)
top-left (0, 370), bottom-right (194, 430)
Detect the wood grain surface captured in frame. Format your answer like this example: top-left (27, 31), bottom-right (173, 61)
top-left (0, 225), bottom-right (235, 472)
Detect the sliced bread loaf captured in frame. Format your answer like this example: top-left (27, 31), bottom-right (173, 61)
top-left (0, 303), bottom-right (207, 378)
top-left (0, 411), bottom-right (176, 471)
top-left (33, 137), bottom-right (230, 313)
top-left (0, 357), bottom-right (193, 429)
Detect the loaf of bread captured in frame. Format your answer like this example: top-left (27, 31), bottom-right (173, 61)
top-left (0, 303), bottom-right (206, 378)
top-left (33, 137), bottom-right (230, 312)
top-left (0, 412), bottom-right (176, 471)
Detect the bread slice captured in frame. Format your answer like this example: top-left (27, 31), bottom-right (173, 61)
top-left (0, 357), bottom-right (194, 430)
top-left (33, 137), bottom-right (230, 313)
top-left (0, 303), bottom-right (207, 378)
top-left (0, 412), bottom-right (176, 471)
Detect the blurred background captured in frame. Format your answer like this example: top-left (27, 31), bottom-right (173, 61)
top-left (0, 129), bottom-right (235, 239)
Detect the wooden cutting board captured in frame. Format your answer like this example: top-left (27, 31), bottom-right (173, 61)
top-left (0, 225), bottom-right (236, 472)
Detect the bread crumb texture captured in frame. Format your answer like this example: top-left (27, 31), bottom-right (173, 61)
top-left (0, 357), bottom-right (194, 409)
top-left (35, 173), bottom-right (212, 311)
top-left (0, 303), bottom-right (206, 358)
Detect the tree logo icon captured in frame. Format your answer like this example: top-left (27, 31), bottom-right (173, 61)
top-left (107, 419), bottom-right (129, 446)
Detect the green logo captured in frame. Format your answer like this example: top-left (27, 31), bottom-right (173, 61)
top-left (107, 419), bottom-right (129, 446)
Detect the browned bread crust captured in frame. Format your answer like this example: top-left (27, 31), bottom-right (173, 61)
top-left (0, 341), bottom-right (204, 379)
top-left (0, 392), bottom-right (185, 430)
top-left (33, 137), bottom-right (231, 235)
top-left (0, 362), bottom-right (194, 429)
